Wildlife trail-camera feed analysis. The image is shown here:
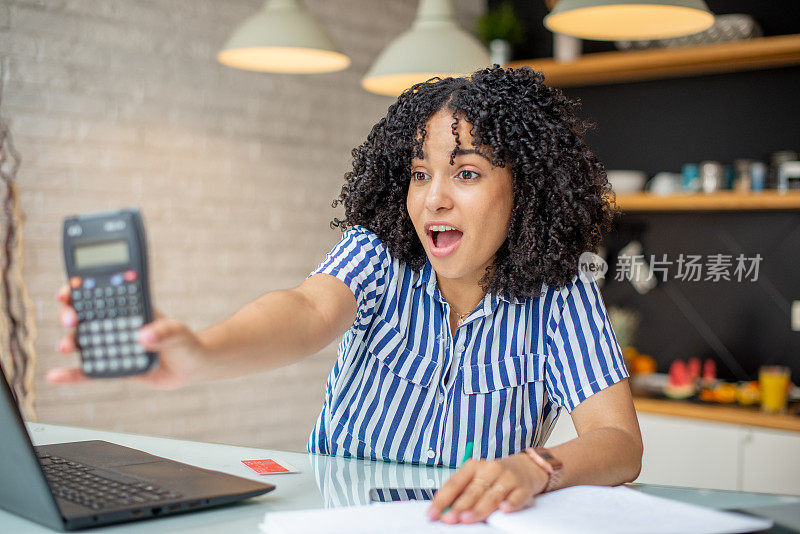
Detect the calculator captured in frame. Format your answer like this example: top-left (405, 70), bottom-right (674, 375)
top-left (368, 488), bottom-right (435, 502)
top-left (62, 208), bottom-right (157, 378)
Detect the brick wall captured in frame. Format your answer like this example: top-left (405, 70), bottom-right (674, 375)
top-left (0, 0), bottom-right (485, 451)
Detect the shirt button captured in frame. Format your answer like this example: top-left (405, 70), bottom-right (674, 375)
top-left (427, 449), bottom-right (435, 459)
top-left (437, 392), bottom-right (444, 403)
top-left (455, 344), bottom-right (465, 353)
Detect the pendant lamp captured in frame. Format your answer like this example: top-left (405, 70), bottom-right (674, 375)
top-left (218, 0), bottom-right (350, 74)
top-left (544, 0), bottom-right (714, 41)
top-left (362, 0), bottom-right (490, 97)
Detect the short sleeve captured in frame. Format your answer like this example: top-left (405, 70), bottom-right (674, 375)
top-left (544, 276), bottom-right (629, 412)
top-left (308, 225), bottom-right (391, 326)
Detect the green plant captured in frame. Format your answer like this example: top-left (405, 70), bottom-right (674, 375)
top-left (476, 2), bottom-right (525, 46)
top-left (608, 306), bottom-right (640, 349)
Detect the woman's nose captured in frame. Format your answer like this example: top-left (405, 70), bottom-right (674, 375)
top-left (424, 176), bottom-right (454, 212)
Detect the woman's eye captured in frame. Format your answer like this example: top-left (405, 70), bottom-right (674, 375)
top-left (411, 171), bottom-right (429, 181)
top-left (458, 170), bottom-right (479, 181)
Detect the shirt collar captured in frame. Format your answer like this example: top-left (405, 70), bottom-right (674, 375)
top-left (413, 260), bottom-right (442, 302)
top-left (412, 260), bottom-right (430, 289)
top-left (412, 260), bottom-right (525, 306)
top-left (496, 292), bottom-right (525, 305)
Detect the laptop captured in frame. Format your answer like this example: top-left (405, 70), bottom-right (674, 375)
top-left (0, 365), bottom-right (275, 530)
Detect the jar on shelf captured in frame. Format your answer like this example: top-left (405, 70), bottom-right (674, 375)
top-left (777, 161), bottom-right (800, 192)
top-left (733, 159), bottom-right (752, 191)
top-left (750, 161), bottom-right (766, 192)
top-left (681, 163), bottom-right (700, 192)
top-left (699, 161), bottom-right (724, 193)
top-left (769, 150), bottom-right (798, 189)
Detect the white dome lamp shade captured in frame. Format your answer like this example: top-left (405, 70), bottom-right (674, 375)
top-left (362, 0), bottom-right (490, 97)
top-left (544, 0), bottom-right (715, 41)
top-left (218, 0), bottom-right (350, 74)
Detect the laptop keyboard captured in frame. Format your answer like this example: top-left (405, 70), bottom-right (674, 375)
top-left (36, 451), bottom-right (182, 510)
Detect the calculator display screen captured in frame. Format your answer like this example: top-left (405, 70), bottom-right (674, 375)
top-left (74, 240), bottom-right (130, 268)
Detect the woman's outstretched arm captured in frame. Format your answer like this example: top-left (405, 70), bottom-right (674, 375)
top-left (49, 273), bottom-right (356, 388)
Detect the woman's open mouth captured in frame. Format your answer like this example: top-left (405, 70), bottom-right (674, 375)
top-left (427, 225), bottom-right (463, 258)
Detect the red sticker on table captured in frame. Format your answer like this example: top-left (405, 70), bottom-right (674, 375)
top-left (241, 459), bottom-right (296, 475)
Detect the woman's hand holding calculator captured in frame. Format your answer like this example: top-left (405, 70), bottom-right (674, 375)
top-left (48, 285), bottom-right (208, 389)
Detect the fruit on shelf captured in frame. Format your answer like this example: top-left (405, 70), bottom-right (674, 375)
top-left (664, 359), bottom-right (695, 399)
top-left (698, 382), bottom-right (739, 403)
top-left (698, 388), bottom-right (716, 402)
top-left (736, 381), bottom-right (761, 406)
top-left (711, 382), bottom-right (737, 403)
top-left (702, 358), bottom-right (717, 385)
top-left (631, 353), bottom-right (657, 375)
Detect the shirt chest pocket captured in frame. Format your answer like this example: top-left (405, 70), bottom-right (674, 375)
top-left (462, 352), bottom-right (546, 394)
top-left (363, 316), bottom-right (438, 388)
top-left (460, 353), bottom-right (548, 458)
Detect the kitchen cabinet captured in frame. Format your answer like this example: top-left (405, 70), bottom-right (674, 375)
top-left (545, 408), bottom-right (800, 495)
top-left (741, 426), bottom-right (800, 495)
top-left (508, 34), bottom-right (800, 88)
top-left (635, 414), bottom-right (741, 491)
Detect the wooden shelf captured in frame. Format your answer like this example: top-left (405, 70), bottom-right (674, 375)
top-left (612, 191), bottom-right (800, 212)
top-left (634, 397), bottom-right (800, 433)
top-left (508, 33), bottom-right (800, 87)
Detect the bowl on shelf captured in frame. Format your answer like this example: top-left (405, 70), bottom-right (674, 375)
top-left (647, 172), bottom-right (683, 196)
top-left (607, 170), bottom-right (647, 194)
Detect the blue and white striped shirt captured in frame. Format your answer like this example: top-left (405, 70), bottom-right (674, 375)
top-left (307, 226), bottom-right (628, 468)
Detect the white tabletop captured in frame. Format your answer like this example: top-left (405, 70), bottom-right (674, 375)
top-left (2, 422), bottom-right (456, 533)
top-left (4, 423), bottom-right (799, 533)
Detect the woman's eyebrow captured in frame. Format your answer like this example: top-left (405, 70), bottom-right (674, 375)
top-left (453, 148), bottom-right (491, 162)
top-left (412, 148), bottom-right (492, 162)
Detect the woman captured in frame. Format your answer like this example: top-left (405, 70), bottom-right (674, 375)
top-left (52, 66), bottom-right (642, 525)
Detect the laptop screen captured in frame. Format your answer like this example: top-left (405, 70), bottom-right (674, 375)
top-left (0, 364), bottom-right (65, 530)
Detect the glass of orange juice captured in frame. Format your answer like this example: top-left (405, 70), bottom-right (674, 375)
top-left (759, 365), bottom-right (791, 414)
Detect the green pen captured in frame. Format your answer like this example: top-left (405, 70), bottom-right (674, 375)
top-left (460, 442), bottom-right (474, 466)
top-left (440, 441), bottom-right (473, 516)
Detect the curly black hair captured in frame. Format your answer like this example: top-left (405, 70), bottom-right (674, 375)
top-left (331, 65), bottom-right (616, 299)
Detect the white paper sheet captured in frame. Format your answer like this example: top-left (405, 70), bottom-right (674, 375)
top-left (259, 485), bottom-right (772, 534)
top-left (487, 485), bottom-right (772, 534)
top-left (260, 501), bottom-right (500, 534)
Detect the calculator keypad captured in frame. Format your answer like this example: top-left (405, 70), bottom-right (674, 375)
top-left (72, 279), bottom-right (153, 376)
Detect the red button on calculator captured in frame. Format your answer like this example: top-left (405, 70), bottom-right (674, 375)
top-left (123, 270), bottom-right (138, 282)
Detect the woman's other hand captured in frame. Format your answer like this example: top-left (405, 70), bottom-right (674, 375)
top-left (427, 453), bottom-right (548, 524)
top-left (48, 284), bottom-right (208, 389)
